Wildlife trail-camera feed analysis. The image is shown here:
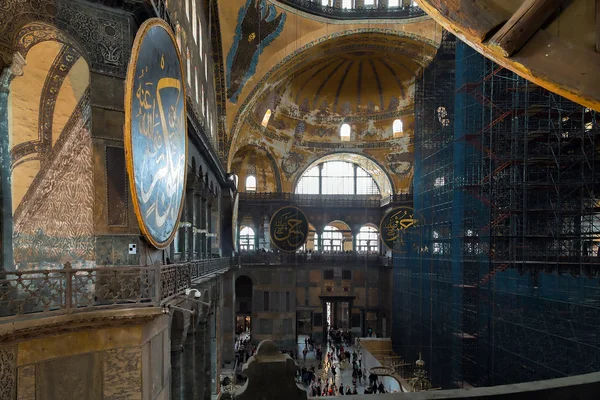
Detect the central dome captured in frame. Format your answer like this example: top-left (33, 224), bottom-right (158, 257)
top-left (280, 49), bottom-right (417, 117)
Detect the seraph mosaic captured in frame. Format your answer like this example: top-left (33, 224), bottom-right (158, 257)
top-left (125, 19), bottom-right (187, 249)
top-left (226, 0), bottom-right (286, 103)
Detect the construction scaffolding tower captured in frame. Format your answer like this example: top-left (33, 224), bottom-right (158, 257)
top-left (393, 36), bottom-right (600, 389)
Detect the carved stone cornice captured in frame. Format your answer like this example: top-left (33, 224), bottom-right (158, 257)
top-left (0, 308), bottom-right (164, 345)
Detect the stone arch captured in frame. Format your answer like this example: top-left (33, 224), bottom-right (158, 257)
top-left (7, 21), bottom-right (93, 270)
top-left (0, 0), bottom-right (131, 76)
top-left (231, 144), bottom-right (282, 193)
top-left (293, 151), bottom-right (395, 196)
top-left (227, 28), bottom-right (440, 163)
top-left (323, 220), bottom-right (353, 252)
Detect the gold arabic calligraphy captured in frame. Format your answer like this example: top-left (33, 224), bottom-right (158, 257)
top-left (382, 209), bottom-right (415, 242)
top-left (134, 55), bottom-right (185, 232)
top-left (273, 211), bottom-right (306, 247)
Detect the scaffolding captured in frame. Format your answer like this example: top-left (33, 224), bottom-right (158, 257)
top-left (393, 36), bottom-right (600, 389)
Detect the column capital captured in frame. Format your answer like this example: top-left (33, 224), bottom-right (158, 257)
top-left (0, 52), bottom-right (26, 92)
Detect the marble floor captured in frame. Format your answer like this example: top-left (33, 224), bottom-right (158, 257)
top-left (296, 334), bottom-right (380, 396)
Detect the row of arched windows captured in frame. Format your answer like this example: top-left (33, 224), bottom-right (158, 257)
top-left (317, 0), bottom-right (418, 8)
top-left (175, 1), bottom-right (211, 136)
top-left (239, 224), bottom-right (380, 253)
top-left (260, 109), bottom-right (404, 140)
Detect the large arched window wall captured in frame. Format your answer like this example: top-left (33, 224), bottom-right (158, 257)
top-left (296, 161), bottom-right (380, 195)
top-left (295, 153), bottom-right (393, 197)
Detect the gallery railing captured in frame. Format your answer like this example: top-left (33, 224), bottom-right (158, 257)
top-left (239, 192), bottom-right (412, 208)
top-left (278, 1), bottom-right (426, 20)
top-left (237, 252), bottom-right (392, 266)
top-left (0, 258), bottom-right (230, 319)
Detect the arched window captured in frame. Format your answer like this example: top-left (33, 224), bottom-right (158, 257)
top-left (393, 119), bottom-right (403, 137)
top-left (186, 47), bottom-right (191, 86)
top-left (296, 161), bottom-right (380, 195)
top-left (261, 109), bottom-right (272, 127)
top-left (342, 0), bottom-right (352, 9)
top-left (239, 226), bottom-right (255, 251)
top-left (388, 0), bottom-right (399, 7)
top-left (322, 226), bottom-right (342, 252)
top-left (340, 123), bottom-right (351, 142)
top-left (356, 226), bottom-right (379, 253)
top-left (245, 175), bottom-right (257, 192)
top-left (176, 23), bottom-right (182, 52)
top-left (192, 0), bottom-right (197, 42)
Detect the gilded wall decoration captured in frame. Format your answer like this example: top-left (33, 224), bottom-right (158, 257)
top-left (124, 19), bottom-right (187, 249)
top-left (270, 206), bottom-right (309, 252)
top-left (3, 0), bottom-right (131, 77)
top-left (380, 207), bottom-right (416, 251)
top-left (0, 345), bottom-right (16, 400)
top-left (282, 152), bottom-right (302, 178)
top-left (226, 0), bottom-right (286, 103)
top-left (10, 45), bottom-right (81, 169)
top-left (13, 89), bottom-right (95, 269)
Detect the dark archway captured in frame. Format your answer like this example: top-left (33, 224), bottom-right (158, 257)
top-left (235, 275), bottom-right (253, 335)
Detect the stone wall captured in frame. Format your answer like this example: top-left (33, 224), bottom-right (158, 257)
top-left (0, 311), bottom-right (170, 400)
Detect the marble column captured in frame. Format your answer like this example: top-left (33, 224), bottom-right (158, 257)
top-left (0, 52), bottom-right (25, 271)
top-left (194, 320), bottom-right (209, 399)
top-left (182, 330), bottom-right (196, 399)
top-left (207, 199), bottom-right (213, 257)
top-left (194, 190), bottom-right (201, 259)
top-left (171, 349), bottom-right (183, 400)
top-left (202, 197), bottom-right (208, 258)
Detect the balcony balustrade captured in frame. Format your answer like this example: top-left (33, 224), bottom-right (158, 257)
top-left (237, 251), bottom-right (392, 266)
top-left (239, 192), bottom-right (412, 209)
top-left (0, 258), bottom-right (230, 319)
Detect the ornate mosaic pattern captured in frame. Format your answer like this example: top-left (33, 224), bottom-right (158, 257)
top-left (226, 0), bottom-right (287, 103)
top-left (1, 0), bottom-right (131, 76)
top-left (11, 45), bottom-right (81, 169)
top-left (228, 28), bottom-right (438, 154)
top-left (13, 88), bottom-right (94, 269)
top-left (0, 345), bottom-right (16, 400)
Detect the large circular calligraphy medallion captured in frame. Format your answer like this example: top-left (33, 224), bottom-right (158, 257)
top-left (380, 207), bottom-right (416, 252)
top-left (269, 206), bottom-right (309, 252)
top-left (125, 19), bottom-right (187, 249)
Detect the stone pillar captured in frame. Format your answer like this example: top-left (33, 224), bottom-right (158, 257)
top-left (182, 330), bottom-right (196, 399)
top-left (202, 197), bottom-right (208, 258)
top-left (318, 164), bottom-right (323, 195)
top-left (0, 53), bottom-right (25, 272)
top-left (171, 349), bottom-right (183, 400)
top-left (185, 189), bottom-right (194, 261)
top-left (207, 197), bottom-right (213, 257)
top-left (194, 190), bottom-right (202, 259)
top-left (194, 319), bottom-right (210, 399)
top-left (252, 215), bottom-right (261, 251)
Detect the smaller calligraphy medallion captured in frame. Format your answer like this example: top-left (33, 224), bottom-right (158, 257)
top-left (269, 206), bottom-right (309, 252)
top-left (379, 207), bottom-right (417, 252)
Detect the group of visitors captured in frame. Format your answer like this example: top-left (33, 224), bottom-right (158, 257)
top-left (294, 328), bottom-right (391, 396)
